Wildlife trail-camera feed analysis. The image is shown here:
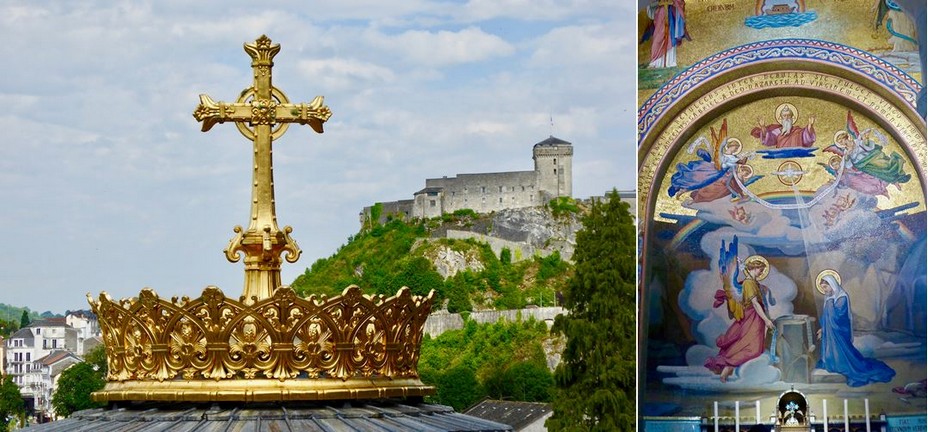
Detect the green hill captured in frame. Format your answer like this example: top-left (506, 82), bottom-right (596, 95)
top-left (289, 207), bottom-right (580, 407)
top-left (290, 212), bottom-right (573, 312)
top-left (0, 304), bottom-right (43, 337)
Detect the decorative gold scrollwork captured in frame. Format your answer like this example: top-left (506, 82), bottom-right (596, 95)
top-left (88, 286), bottom-right (433, 383)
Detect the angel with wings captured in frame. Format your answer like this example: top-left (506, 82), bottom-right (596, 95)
top-left (820, 111), bottom-right (911, 197)
top-left (705, 236), bottom-right (775, 382)
top-left (667, 119), bottom-right (763, 204)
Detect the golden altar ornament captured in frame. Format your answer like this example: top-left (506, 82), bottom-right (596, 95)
top-left (89, 35), bottom-right (435, 403)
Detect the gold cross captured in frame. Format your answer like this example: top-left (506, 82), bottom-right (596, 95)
top-left (192, 35), bottom-right (332, 301)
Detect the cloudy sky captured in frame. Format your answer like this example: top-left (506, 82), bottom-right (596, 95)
top-left (0, 1), bottom-right (636, 313)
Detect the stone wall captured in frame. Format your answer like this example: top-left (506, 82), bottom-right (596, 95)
top-left (445, 230), bottom-right (536, 262)
top-left (360, 199), bottom-right (413, 226)
top-left (423, 171), bottom-right (539, 215)
top-left (424, 306), bottom-right (565, 338)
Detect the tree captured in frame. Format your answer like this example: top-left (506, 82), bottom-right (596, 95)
top-left (499, 247), bottom-right (512, 265)
top-left (51, 363), bottom-right (105, 418)
top-left (19, 311), bottom-right (29, 329)
top-left (484, 360), bottom-right (553, 402)
top-left (433, 364), bottom-right (482, 411)
top-left (83, 345), bottom-right (108, 377)
top-left (0, 375), bottom-right (24, 432)
top-left (546, 189), bottom-right (636, 431)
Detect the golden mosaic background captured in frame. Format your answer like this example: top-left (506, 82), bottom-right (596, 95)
top-left (655, 96), bottom-right (927, 220)
top-left (637, 0), bottom-right (923, 100)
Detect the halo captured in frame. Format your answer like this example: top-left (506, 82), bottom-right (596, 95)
top-left (724, 137), bottom-right (743, 154)
top-left (828, 155), bottom-right (842, 169)
top-left (775, 103), bottom-right (799, 123)
top-left (815, 269), bottom-right (842, 294)
top-left (744, 255), bottom-right (769, 280)
top-left (833, 130), bottom-right (851, 147)
top-left (736, 163), bottom-right (754, 178)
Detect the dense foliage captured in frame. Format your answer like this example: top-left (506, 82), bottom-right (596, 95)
top-left (547, 196), bottom-right (580, 217)
top-left (291, 217), bottom-right (571, 312)
top-left (51, 345), bottom-right (107, 418)
top-left (419, 318), bottom-right (555, 411)
top-left (546, 190), bottom-right (636, 431)
top-left (0, 320), bottom-right (18, 338)
top-left (83, 344), bottom-right (108, 376)
top-left (0, 376), bottom-right (24, 432)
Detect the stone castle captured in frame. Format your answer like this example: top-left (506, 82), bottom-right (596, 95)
top-left (363, 136), bottom-right (574, 223)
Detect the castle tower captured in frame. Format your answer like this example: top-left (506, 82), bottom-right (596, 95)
top-left (533, 135), bottom-right (573, 201)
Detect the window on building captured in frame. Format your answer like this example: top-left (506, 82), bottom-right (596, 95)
top-left (521, 186), bottom-right (525, 191)
top-left (499, 197), bottom-right (503, 203)
top-left (464, 198), bottom-right (468, 203)
top-left (25, 353), bottom-right (30, 361)
top-left (36, 328), bottom-right (40, 334)
top-left (464, 187), bottom-right (468, 193)
top-left (498, 186), bottom-right (503, 192)
top-left (52, 339), bottom-right (57, 349)
top-left (554, 169), bottom-right (557, 174)
top-left (481, 186), bottom-right (486, 193)
top-left (451, 192), bottom-right (455, 197)
top-left (429, 200), bottom-right (436, 207)
top-left (531, 195), bottom-right (535, 202)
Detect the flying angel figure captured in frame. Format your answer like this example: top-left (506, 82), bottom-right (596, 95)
top-left (822, 111), bottom-right (911, 197)
top-left (667, 119), bottom-right (762, 204)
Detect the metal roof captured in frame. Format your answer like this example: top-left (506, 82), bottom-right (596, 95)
top-left (10, 328), bottom-right (34, 341)
top-left (21, 400), bottom-right (513, 432)
top-left (464, 399), bottom-right (552, 430)
top-left (532, 136), bottom-right (571, 148)
top-left (29, 318), bottom-right (70, 328)
top-left (414, 187), bottom-right (444, 195)
top-left (35, 350), bottom-right (80, 366)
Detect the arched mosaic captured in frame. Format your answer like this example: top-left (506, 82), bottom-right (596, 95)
top-left (638, 39), bottom-right (926, 422)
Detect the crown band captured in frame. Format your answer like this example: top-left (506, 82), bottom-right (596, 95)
top-left (88, 285), bottom-right (435, 402)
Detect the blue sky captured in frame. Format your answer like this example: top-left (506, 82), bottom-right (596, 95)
top-left (0, 1), bottom-right (636, 313)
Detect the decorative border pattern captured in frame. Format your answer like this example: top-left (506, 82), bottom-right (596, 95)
top-left (638, 39), bottom-right (923, 144)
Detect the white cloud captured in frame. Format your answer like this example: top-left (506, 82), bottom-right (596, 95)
top-left (298, 58), bottom-right (396, 91)
top-left (367, 27), bottom-right (515, 67)
top-left (459, 0), bottom-right (621, 21)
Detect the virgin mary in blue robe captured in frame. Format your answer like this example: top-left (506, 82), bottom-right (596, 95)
top-left (816, 275), bottom-right (895, 387)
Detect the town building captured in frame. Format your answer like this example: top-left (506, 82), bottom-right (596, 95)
top-left (22, 351), bottom-right (81, 422)
top-left (4, 313), bottom-right (100, 417)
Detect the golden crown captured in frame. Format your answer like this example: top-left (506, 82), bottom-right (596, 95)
top-left (88, 285), bottom-right (435, 402)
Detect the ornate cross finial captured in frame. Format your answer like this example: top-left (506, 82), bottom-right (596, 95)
top-left (193, 35), bottom-right (332, 301)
